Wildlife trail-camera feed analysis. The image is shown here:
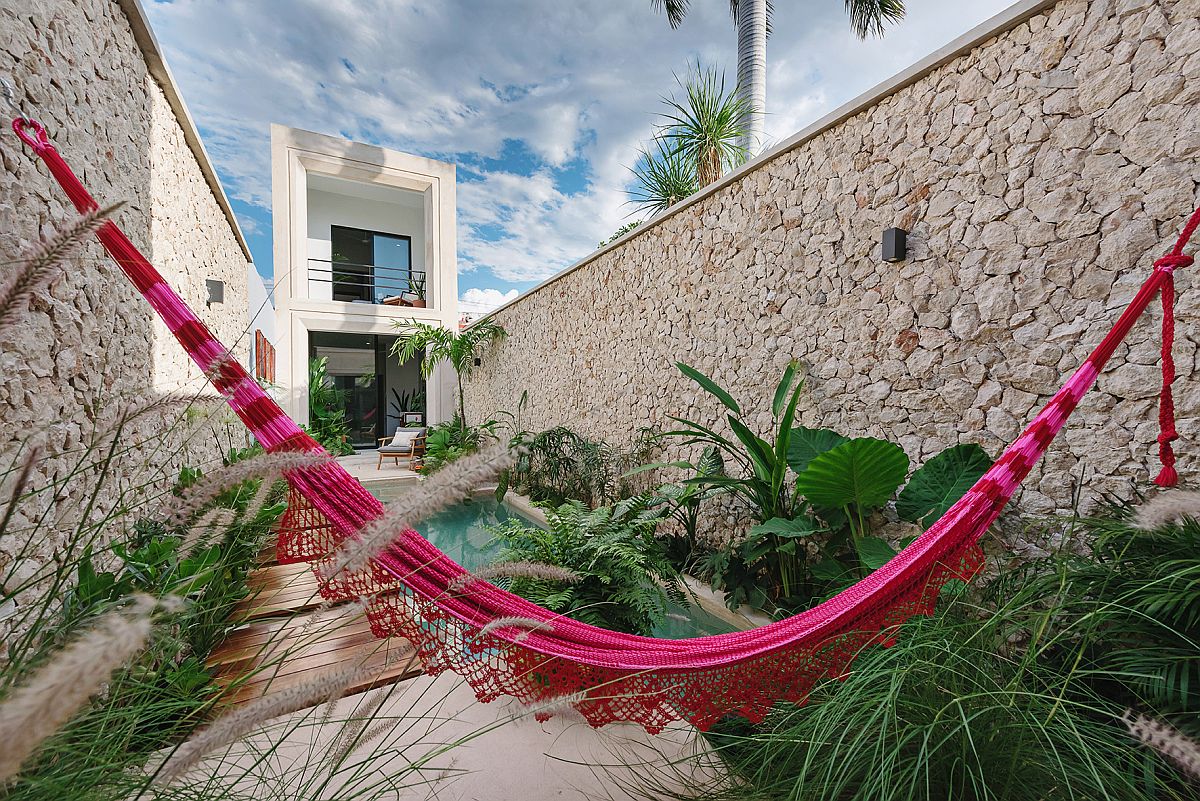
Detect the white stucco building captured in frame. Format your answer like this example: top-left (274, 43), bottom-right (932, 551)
top-left (270, 125), bottom-right (459, 447)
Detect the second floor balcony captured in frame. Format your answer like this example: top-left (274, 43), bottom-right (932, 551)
top-left (307, 258), bottom-right (429, 308)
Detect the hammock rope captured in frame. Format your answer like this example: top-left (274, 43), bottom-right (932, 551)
top-left (12, 116), bottom-right (1197, 733)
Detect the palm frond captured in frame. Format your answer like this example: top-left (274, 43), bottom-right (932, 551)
top-left (845, 0), bottom-right (906, 39)
top-left (628, 138), bottom-right (699, 218)
top-left (650, 0), bottom-right (691, 29)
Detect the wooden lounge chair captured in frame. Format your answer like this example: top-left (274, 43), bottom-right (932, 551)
top-left (377, 427), bottom-right (427, 469)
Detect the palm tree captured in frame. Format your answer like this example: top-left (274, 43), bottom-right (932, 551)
top-left (390, 319), bottom-right (507, 427)
top-left (652, 0), bottom-right (907, 154)
top-left (629, 65), bottom-right (749, 217)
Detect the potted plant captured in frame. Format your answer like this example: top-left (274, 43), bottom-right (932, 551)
top-left (408, 274), bottom-right (427, 308)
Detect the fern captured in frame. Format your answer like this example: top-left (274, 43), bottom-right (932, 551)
top-left (488, 497), bottom-right (685, 636)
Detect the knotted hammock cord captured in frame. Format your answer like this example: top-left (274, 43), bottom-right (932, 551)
top-left (11, 115), bottom-right (1199, 732)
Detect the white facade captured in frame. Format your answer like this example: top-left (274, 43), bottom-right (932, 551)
top-left (270, 125), bottom-right (459, 441)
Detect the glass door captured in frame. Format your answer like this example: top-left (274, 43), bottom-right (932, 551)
top-left (310, 332), bottom-right (381, 448)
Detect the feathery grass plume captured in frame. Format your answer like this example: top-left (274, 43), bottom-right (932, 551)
top-left (0, 593), bottom-right (161, 783)
top-left (527, 690), bottom-right (588, 723)
top-left (179, 507), bottom-right (237, 553)
top-left (322, 442), bottom-right (517, 578)
top-left (0, 203), bottom-right (123, 333)
top-left (446, 560), bottom-right (580, 593)
top-left (477, 616), bottom-right (553, 644)
top-left (1123, 709), bottom-right (1200, 782)
top-left (1133, 490), bottom-right (1200, 531)
top-left (0, 445), bottom-right (41, 537)
top-left (325, 689), bottom-right (389, 766)
top-left (239, 476), bottom-right (280, 525)
top-left (165, 451), bottom-right (330, 526)
top-left (154, 664), bottom-right (366, 785)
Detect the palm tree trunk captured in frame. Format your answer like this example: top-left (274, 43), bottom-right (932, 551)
top-left (736, 0), bottom-right (767, 155)
top-left (458, 373), bottom-right (467, 427)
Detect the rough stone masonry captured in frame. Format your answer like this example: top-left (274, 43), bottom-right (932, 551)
top-left (465, 0), bottom-right (1200, 517)
top-left (0, 0), bottom-right (253, 626)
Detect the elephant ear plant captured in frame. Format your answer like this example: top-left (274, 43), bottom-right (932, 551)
top-left (665, 361), bottom-right (993, 612)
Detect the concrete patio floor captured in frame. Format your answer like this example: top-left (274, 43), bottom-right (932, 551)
top-left (338, 450), bottom-right (421, 501)
top-left (201, 670), bottom-right (722, 799)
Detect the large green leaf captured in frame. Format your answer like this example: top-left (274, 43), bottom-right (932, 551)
top-left (795, 437), bottom-right (909, 510)
top-left (856, 536), bottom-right (898, 572)
top-left (749, 516), bottom-right (823, 538)
top-left (786, 427), bottom-right (850, 475)
top-left (771, 360), bottom-right (800, 419)
top-left (896, 443), bottom-right (993, 525)
top-left (676, 362), bottom-right (740, 414)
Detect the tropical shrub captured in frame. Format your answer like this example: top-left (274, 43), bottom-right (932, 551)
top-left (391, 318), bottom-right (506, 426)
top-left (304, 356), bottom-right (353, 455)
top-left (420, 414), bottom-right (502, 473)
top-left (0, 455), bottom-right (285, 798)
top-left (665, 361), bottom-right (993, 611)
top-left (692, 590), bottom-right (1182, 801)
top-left (500, 424), bottom-right (659, 508)
top-left (488, 497), bottom-right (685, 636)
top-left (644, 445), bottom-right (727, 569)
top-left (629, 64), bottom-right (751, 216)
top-left (1015, 495), bottom-right (1200, 737)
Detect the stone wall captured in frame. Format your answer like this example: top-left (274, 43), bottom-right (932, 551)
top-left (0, 1), bottom-right (251, 611)
top-left (466, 0), bottom-right (1200, 516)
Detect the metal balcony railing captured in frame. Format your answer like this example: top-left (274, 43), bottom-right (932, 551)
top-left (307, 258), bottom-right (429, 306)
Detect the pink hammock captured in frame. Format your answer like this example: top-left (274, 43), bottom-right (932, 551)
top-left (13, 117), bottom-right (1197, 733)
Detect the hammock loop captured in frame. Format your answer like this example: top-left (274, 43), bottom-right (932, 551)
top-left (11, 117), bottom-right (49, 154)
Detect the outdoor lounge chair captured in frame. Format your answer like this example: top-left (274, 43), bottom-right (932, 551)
top-left (377, 427), bottom-right (427, 469)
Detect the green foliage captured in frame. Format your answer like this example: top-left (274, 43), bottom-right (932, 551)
top-left (666, 362), bottom-right (993, 611)
top-left (504, 425), bottom-right (659, 508)
top-left (1018, 497), bottom-right (1200, 736)
top-left (1, 464), bottom-right (285, 799)
top-left (896, 442), bottom-right (993, 525)
top-left (489, 497), bottom-right (686, 636)
top-left (305, 356), bottom-right (353, 455)
top-left (420, 415), bottom-right (502, 473)
top-left (795, 437), bottom-right (910, 510)
top-left (628, 64), bottom-right (749, 216)
top-left (645, 445), bottom-right (727, 568)
top-left (390, 318), bottom-right (507, 426)
top-left (658, 63), bottom-right (752, 186)
top-left (629, 137), bottom-right (700, 217)
top-left (697, 593), bottom-right (1176, 801)
top-left (599, 221), bottom-right (643, 248)
top-left (675, 494), bottom-right (1200, 800)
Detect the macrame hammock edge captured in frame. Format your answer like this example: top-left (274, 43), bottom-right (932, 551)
top-left (12, 117), bottom-right (1198, 734)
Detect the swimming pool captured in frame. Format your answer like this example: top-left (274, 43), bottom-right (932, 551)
top-left (406, 494), bottom-right (735, 639)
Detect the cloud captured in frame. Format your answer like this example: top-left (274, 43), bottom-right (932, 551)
top-left (460, 287), bottom-right (520, 313)
top-left (145, 0), bottom-right (1014, 289)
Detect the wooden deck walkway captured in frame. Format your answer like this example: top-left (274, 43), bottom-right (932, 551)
top-left (207, 555), bottom-right (423, 705)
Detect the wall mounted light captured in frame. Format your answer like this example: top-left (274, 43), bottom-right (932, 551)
top-left (882, 228), bottom-right (907, 263)
top-left (473, 357), bottom-right (482, 367)
top-left (206, 279), bottom-right (225, 307)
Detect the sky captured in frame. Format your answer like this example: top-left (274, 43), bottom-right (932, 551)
top-left (145, 0), bottom-right (1014, 315)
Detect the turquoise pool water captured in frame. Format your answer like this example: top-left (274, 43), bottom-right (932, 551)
top-left (408, 495), bottom-right (735, 639)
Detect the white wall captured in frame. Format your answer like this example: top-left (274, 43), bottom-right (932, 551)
top-left (247, 264), bottom-right (274, 345)
top-left (305, 189), bottom-right (425, 302)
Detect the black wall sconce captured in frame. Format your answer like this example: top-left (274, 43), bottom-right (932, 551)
top-left (206, 279), bottom-right (225, 308)
top-left (473, 357), bottom-right (482, 367)
top-left (882, 228), bottom-right (907, 263)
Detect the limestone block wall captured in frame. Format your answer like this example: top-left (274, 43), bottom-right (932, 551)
top-left (466, 0), bottom-right (1200, 516)
top-left (0, 0), bottom-right (252, 610)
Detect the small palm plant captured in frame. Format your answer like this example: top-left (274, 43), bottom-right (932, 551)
top-left (390, 319), bottom-right (506, 426)
top-left (628, 65), bottom-right (749, 218)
